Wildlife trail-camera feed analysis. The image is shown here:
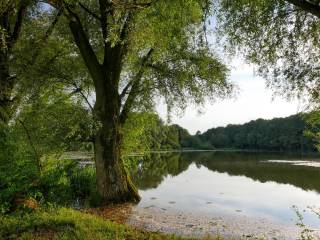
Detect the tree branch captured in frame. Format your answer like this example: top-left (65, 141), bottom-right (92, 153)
top-left (120, 48), bottom-right (153, 125)
top-left (71, 82), bottom-right (94, 113)
top-left (9, 3), bottom-right (27, 48)
top-left (43, 10), bottom-right (62, 41)
top-left (66, 5), bottom-right (104, 90)
top-left (120, 11), bottom-right (132, 42)
top-left (98, 0), bottom-right (109, 65)
top-left (79, 2), bottom-right (101, 21)
top-left (120, 80), bottom-right (133, 100)
top-left (286, 0), bottom-right (320, 18)
top-left (43, 1), bottom-right (105, 95)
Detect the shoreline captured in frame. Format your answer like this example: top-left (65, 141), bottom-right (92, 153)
top-left (86, 203), bottom-right (320, 240)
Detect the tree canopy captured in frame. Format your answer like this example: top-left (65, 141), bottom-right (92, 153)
top-left (214, 0), bottom-right (320, 103)
top-left (0, 0), bottom-right (235, 204)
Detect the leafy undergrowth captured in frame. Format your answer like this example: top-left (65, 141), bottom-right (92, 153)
top-left (0, 207), bottom-right (217, 240)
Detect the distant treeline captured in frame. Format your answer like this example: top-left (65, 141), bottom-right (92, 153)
top-left (157, 114), bottom-right (318, 152)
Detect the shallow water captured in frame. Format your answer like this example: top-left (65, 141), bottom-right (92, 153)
top-left (128, 151), bottom-right (320, 239)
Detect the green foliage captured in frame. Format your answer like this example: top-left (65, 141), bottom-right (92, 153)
top-left (40, 158), bottom-right (98, 206)
top-left (0, 129), bottom-right (98, 213)
top-left (145, 119), bottom-right (192, 150)
top-left (48, 0), bottom-right (234, 115)
top-left (0, 207), bottom-right (195, 240)
top-left (215, 0), bottom-right (320, 103)
top-left (124, 0), bottom-right (234, 112)
top-left (39, 158), bottom-right (72, 204)
top-left (14, 89), bottom-right (94, 156)
top-left (123, 113), bottom-right (195, 154)
top-left (122, 112), bottom-right (159, 156)
top-left (304, 111), bottom-right (320, 151)
top-left (0, 0), bottom-right (236, 204)
top-left (0, 124), bottom-right (41, 214)
top-left (196, 114), bottom-right (316, 152)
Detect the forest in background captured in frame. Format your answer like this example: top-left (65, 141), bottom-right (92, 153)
top-left (160, 113), bottom-right (319, 152)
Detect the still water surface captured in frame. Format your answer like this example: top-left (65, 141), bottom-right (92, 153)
top-left (130, 151), bottom-right (320, 236)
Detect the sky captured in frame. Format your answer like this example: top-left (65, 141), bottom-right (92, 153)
top-left (156, 58), bottom-right (303, 135)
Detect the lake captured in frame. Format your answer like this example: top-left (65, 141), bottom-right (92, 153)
top-left (126, 151), bottom-right (320, 239)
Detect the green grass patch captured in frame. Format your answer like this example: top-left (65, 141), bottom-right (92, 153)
top-left (0, 207), bottom-right (206, 240)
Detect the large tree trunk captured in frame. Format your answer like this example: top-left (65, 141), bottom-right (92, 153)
top-left (93, 76), bottom-right (140, 203)
top-left (94, 124), bottom-right (140, 203)
top-left (67, 12), bottom-right (140, 204)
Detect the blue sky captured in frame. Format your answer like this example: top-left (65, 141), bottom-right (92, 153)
top-left (157, 57), bottom-right (303, 135)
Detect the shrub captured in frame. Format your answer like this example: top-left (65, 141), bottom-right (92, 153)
top-left (0, 125), bottom-right (41, 213)
top-left (40, 157), bottom-right (98, 207)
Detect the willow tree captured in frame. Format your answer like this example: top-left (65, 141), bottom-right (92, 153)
top-left (45, 0), bottom-right (233, 203)
top-left (214, 0), bottom-right (320, 102)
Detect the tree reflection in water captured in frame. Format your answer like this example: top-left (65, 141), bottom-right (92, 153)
top-left (130, 151), bottom-right (320, 193)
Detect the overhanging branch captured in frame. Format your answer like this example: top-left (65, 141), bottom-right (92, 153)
top-left (286, 0), bottom-right (320, 18)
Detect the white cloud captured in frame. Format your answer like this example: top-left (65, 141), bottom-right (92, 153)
top-left (157, 59), bottom-right (302, 135)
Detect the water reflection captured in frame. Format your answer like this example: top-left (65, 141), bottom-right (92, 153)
top-left (130, 151), bottom-right (320, 228)
top-left (131, 151), bottom-right (320, 193)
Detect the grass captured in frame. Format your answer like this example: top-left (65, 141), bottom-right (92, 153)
top-left (0, 207), bottom-right (211, 240)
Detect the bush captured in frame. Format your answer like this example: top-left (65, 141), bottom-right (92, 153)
top-left (0, 128), bottom-right (99, 213)
top-left (0, 125), bottom-right (41, 213)
top-left (39, 157), bottom-right (98, 207)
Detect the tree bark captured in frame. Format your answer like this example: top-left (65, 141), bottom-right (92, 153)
top-left (66, 3), bottom-right (141, 203)
top-left (94, 77), bottom-right (140, 203)
top-left (94, 123), bottom-right (140, 203)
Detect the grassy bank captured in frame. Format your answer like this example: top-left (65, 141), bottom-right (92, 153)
top-left (0, 207), bottom-right (206, 240)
